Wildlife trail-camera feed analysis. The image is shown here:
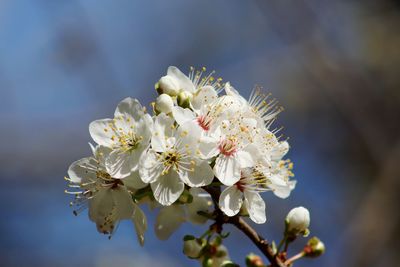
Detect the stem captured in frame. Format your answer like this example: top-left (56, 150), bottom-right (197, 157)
top-left (276, 237), bottom-right (286, 254)
top-left (203, 185), bottom-right (287, 267)
top-left (284, 252), bottom-right (305, 265)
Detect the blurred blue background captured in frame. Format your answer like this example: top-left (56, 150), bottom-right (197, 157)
top-left (1, 1), bottom-right (399, 266)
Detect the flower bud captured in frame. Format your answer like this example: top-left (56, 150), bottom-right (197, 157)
top-left (157, 75), bottom-right (180, 96)
top-left (245, 253), bottom-right (264, 267)
top-left (155, 94), bottom-right (174, 114)
top-left (286, 206), bottom-right (310, 236)
top-left (304, 237), bottom-right (325, 258)
top-left (183, 239), bottom-right (202, 258)
top-left (177, 91), bottom-right (192, 108)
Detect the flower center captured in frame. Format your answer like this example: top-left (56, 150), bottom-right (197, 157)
top-left (96, 170), bottom-right (123, 189)
top-left (161, 150), bottom-right (182, 174)
top-left (196, 115), bottom-right (211, 131)
top-left (218, 137), bottom-right (237, 156)
top-left (118, 132), bottom-right (142, 152)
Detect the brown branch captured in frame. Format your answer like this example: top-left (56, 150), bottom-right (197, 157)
top-left (203, 185), bottom-right (287, 267)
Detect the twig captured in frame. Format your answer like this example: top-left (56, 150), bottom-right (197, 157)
top-left (203, 184), bottom-right (287, 267)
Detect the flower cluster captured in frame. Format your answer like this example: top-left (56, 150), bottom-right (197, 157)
top-left (65, 66), bottom-right (296, 245)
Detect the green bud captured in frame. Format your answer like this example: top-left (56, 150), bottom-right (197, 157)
top-left (245, 253), bottom-right (265, 267)
top-left (304, 237), bottom-right (325, 258)
top-left (177, 91), bottom-right (192, 108)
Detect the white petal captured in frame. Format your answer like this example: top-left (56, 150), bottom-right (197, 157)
top-left (187, 188), bottom-right (211, 225)
top-left (181, 160), bottom-right (214, 187)
top-left (136, 114), bottom-right (153, 142)
top-left (89, 188), bottom-right (115, 233)
top-left (191, 86), bottom-right (218, 111)
top-left (155, 205), bottom-right (185, 240)
top-left (271, 141), bottom-right (289, 161)
top-left (151, 170), bottom-right (184, 206)
top-left (269, 178), bottom-right (296, 199)
top-left (89, 119), bottom-right (116, 147)
top-left (238, 144), bottom-right (259, 168)
top-left (214, 155), bottom-right (241, 186)
top-left (198, 136), bottom-right (219, 159)
top-left (111, 185), bottom-right (135, 219)
top-left (172, 106), bottom-right (196, 126)
top-left (244, 191), bottom-right (266, 224)
top-left (175, 121), bottom-right (201, 154)
top-left (93, 145), bottom-right (112, 166)
top-left (219, 186), bottom-right (243, 217)
top-left (106, 148), bottom-right (143, 178)
top-left (123, 171), bottom-right (148, 190)
top-left (68, 157), bottom-right (98, 183)
top-left (152, 113), bottom-right (174, 152)
top-left (167, 66), bottom-right (195, 93)
top-left (131, 204), bottom-right (147, 246)
top-left (139, 150), bottom-right (163, 183)
top-left (114, 97), bottom-right (145, 122)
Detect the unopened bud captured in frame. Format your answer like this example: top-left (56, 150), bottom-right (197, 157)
top-left (157, 75), bottom-right (180, 96)
top-left (286, 206), bottom-right (310, 237)
top-left (177, 91), bottom-right (192, 108)
top-left (245, 253), bottom-right (264, 267)
top-left (304, 237), bottom-right (325, 258)
top-left (155, 94), bottom-right (173, 114)
top-left (183, 239), bottom-right (202, 258)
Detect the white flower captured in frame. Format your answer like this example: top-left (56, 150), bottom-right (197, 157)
top-left (219, 168), bottom-right (267, 224)
top-left (225, 83), bottom-right (282, 127)
top-left (157, 66), bottom-right (224, 97)
top-left (155, 93), bottom-right (174, 114)
top-left (253, 128), bottom-right (296, 199)
top-left (66, 145), bottom-right (147, 245)
top-left (139, 113), bottom-right (214, 206)
top-left (286, 206), bottom-right (310, 235)
top-left (267, 159), bottom-right (296, 199)
top-left (206, 117), bottom-right (261, 186)
top-left (89, 97), bottom-right (153, 179)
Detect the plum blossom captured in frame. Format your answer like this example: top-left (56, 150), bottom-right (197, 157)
top-left (139, 113), bottom-right (214, 206)
top-left (66, 144), bottom-right (147, 245)
top-left (89, 97), bottom-right (153, 179)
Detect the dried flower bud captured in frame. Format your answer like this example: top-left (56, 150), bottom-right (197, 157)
top-left (157, 75), bottom-right (180, 96)
top-left (304, 237), bottom-right (325, 258)
top-left (155, 94), bottom-right (174, 114)
top-left (286, 206), bottom-right (310, 237)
